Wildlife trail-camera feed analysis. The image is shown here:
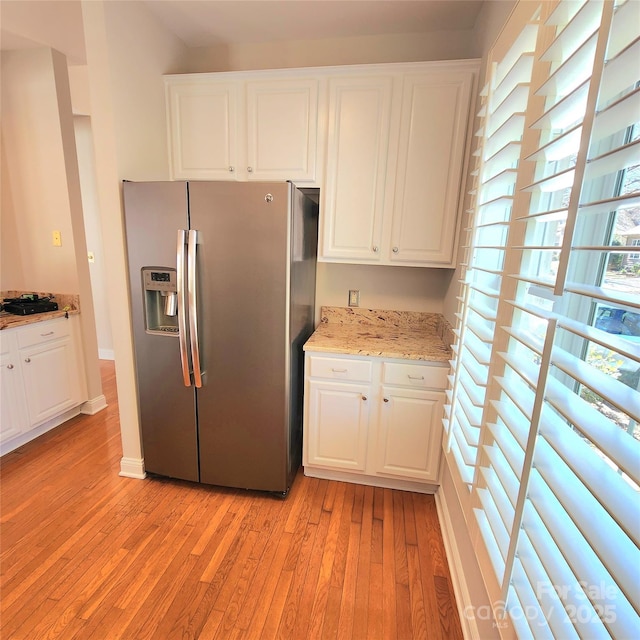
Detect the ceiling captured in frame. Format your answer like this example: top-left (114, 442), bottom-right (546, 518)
top-left (0, 0), bottom-right (485, 65)
top-left (143, 1), bottom-right (485, 47)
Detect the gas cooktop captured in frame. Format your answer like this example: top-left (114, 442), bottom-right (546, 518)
top-left (2, 296), bottom-right (59, 316)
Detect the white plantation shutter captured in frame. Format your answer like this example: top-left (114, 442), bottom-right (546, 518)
top-left (444, 15), bottom-right (540, 488)
top-left (445, 1), bottom-right (640, 637)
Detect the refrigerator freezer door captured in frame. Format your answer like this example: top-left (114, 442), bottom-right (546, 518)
top-left (189, 181), bottom-right (292, 492)
top-left (123, 181), bottom-right (199, 482)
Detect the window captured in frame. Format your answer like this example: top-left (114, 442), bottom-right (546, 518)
top-left (445, 1), bottom-right (640, 637)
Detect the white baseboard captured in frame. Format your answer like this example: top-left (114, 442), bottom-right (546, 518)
top-left (81, 394), bottom-right (108, 415)
top-left (303, 465), bottom-right (438, 494)
top-left (119, 457), bottom-right (146, 479)
top-left (0, 406), bottom-right (82, 456)
top-left (98, 348), bottom-right (115, 360)
top-left (435, 489), bottom-right (481, 640)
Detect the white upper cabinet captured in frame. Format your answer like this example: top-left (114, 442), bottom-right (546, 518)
top-left (166, 74), bottom-right (319, 183)
top-left (390, 70), bottom-right (474, 265)
top-left (245, 79), bottom-right (318, 181)
top-left (320, 62), bottom-right (477, 267)
top-left (321, 76), bottom-right (394, 261)
top-left (167, 81), bottom-right (238, 181)
top-left (165, 61), bottom-right (478, 267)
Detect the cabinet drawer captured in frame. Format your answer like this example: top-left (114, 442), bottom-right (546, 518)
top-left (308, 355), bottom-right (372, 382)
top-left (16, 319), bottom-right (70, 349)
top-left (382, 362), bottom-right (448, 389)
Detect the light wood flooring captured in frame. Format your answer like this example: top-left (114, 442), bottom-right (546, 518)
top-left (1, 360), bottom-right (463, 639)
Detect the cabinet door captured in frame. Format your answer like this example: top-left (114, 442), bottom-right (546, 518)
top-left (167, 81), bottom-right (238, 180)
top-left (306, 379), bottom-right (371, 471)
top-left (375, 386), bottom-right (444, 481)
top-left (20, 338), bottom-right (81, 428)
top-left (321, 76), bottom-right (393, 262)
top-left (390, 71), bottom-right (473, 265)
top-left (246, 79), bottom-right (318, 182)
top-left (0, 350), bottom-right (28, 442)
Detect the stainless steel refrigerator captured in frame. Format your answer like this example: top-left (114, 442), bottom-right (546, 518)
top-left (123, 181), bottom-right (318, 494)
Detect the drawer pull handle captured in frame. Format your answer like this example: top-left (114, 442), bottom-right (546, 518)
top-left (331, 368), bottom-right (348, 373)
top-left (383, 397), bottom-right (389, 403)
top-left (7, 364), bottom-right (14, 370)
top-left (24, 358), bottom-right (31, 364)
top-left (361, 395), bottom-right (367, 401)
top-left (408, 375), bottom-right (425, 380)
top-left (40, 331), bottom-right (55, 337)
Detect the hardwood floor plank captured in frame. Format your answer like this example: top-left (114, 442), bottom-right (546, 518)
top-left (396, 581), bottom-right (414, 639)
top-left (407, 544), bottom-right (429, 639)
top-left (402, 490), bottom-right (419, 546)
top-left (290, 510), bottom-right (332, 639)
top-left (329, 482), bottom-right (355, 591)
top-left (382, 488), bottom-right (398, 640)
top-left (393, 491), bottom-right (410, 588)
top-left (233, 514), bottom-right (290, 631)
top-left (367, 563), bottom-right (384, 639)
top-left (352, 486), bottom-right (374, 639)
top-left (240, 531), bottom-right (293, 638)
top-left (335, 519), bottom-right (361, 640)
top-left (0, 361), bottom-right (464, 639)
top-left (277, 521), bottom-right (320, 637)
top-left (308, 482), bottom-right (347, 638)
top-left (199, 497), bottom-right (252, 583)
top-left (190, 492), bottom-right (235, 555)
top-left (254, 570), bottom-right (294, 640)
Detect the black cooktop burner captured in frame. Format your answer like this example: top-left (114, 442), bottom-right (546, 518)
top-left (2, 296), bottom-right (59, 316)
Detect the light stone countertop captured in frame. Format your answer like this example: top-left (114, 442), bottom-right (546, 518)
top-left (0, 292), bottom-right (80, 330)
top-left (303, 307), bottom-right (453, 364)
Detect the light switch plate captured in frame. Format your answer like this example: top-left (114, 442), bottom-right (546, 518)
top-left (348, 290), bottom-right (360, 307)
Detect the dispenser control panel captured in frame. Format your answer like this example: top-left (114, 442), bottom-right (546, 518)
top-left (142, 268), bottom-right (176, 293)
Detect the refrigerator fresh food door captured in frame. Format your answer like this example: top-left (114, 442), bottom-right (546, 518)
top-left (123, 181), bottom-right (199, 482)
top-left (188, 181), bottom-right (291, 492)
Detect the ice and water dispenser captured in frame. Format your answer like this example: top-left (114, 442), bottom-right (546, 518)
top-left (142, 268), bottom-right (179, 334)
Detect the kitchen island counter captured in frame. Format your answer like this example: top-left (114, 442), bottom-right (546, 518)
top-left (303, 307), bottom-right (453, 363)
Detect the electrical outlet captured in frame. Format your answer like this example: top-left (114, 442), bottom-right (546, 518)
top-left (348, 289), bottom-right (360, 307)
top-left (52, 230), bottom-right (62, 247)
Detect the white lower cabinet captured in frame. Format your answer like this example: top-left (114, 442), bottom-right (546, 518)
top-left (303, 352), bottom-right (447, 491)
top-left (0, 348), bottom-right (28, 442)
top-left (306, 380), bottom-right (371, 471)
top-left (0, 316), bottom-right (87, 452)
top-left (376, 385), bottom-right (444, 481)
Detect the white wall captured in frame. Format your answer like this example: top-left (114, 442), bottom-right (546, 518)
top-left (81, 0), bottom-right (188, 477)
top-left (75, 115), bottom-right (114, 360)
top-left (187, 30), bottom-right (478, 72)
top-left (1, 48), bottom-right (80, 293)
top-left (317, 263), bottom-right (453, 314)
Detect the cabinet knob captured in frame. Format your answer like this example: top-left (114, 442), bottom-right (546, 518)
top-left (383, 397), bottom-right (389, 402)
top-left (361, 395), bottom-right (367, 401)
top-left (7, 364), bottom-right (14, 370)
top-left (392, 247), bottom-right (399, 253)
top-left (228, 166), bottom-right (235, 172)
top-left (247, 166), bottom-right (253, 173)
top-left (373, 246), bottom-right (379, 253)
top-left (24, 358), bottom-right (31, 363)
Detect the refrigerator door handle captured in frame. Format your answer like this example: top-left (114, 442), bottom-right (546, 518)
top-left (176, 229), bottom-right (192, 387)
top-left (188, 229), bottom-right (203, 388)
